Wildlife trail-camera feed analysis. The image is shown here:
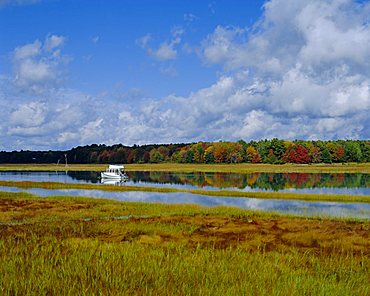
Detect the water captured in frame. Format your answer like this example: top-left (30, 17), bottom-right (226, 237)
top-left (0, 170), bottom-right (369, 218)
top-left (1, 186), bottom-right (369, 219)
top-left (0, 170), bottom-right (369, 195)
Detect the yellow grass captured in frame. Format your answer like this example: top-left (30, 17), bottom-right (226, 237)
top-left (0, 162), bottom-right (370, 173)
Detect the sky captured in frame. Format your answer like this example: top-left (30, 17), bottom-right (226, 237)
top-left (0, 0), bottom-right (369, 151)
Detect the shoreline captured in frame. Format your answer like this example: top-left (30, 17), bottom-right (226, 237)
top-left (0, 162), bottom-right (370, 173)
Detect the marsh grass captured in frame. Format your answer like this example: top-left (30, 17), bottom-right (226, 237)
top-left (0, 179), bottom-right (369, 203)
top-left (0, 237), bottom-right (368, 295)
top-left (0, 191), bottom-right (369, 295)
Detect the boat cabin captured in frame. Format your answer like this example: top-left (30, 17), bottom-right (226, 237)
top-left (106, 165), bottom-right (124, 174)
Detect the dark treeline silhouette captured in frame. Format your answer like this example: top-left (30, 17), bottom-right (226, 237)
top-left (0, 139), bottom-right (369, 164)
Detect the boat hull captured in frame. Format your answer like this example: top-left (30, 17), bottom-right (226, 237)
top-left (101, 172), bottom-right (125, 179)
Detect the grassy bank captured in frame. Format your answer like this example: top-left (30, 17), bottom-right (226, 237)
top-left (1, 162), bottom-right (370, 173)
top-left (1, 180), bottom-right (369, 203)
top-left (0, 191), bottom-right (369, 295)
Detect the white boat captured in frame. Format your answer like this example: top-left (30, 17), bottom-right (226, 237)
top-left (101, 165), bottom-right (128, 180)
top-left (100, 179), bottom-right (125, 186)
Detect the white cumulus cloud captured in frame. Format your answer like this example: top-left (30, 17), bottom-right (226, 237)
top-left (12, 35), bottom-right (67, 93)
top-left (140, 27), bottom-right (184, 61)
top-left (44, 34), bottom-right (65, 51)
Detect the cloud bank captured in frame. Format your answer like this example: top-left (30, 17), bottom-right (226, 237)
top-left (1, 0), bottom-right (370, 151)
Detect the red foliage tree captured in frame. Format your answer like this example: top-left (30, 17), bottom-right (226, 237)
top-left (282, 144), bottom-right (310, 164)
top-left (335, 146), bottom-right (345, 162)
top-left (252, 153), bottom-right (262, 163)
top-left (126, 150), bottom-right (135, 163)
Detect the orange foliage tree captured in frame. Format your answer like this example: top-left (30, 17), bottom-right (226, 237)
top-left (246, 146), bottom-right (261, 163)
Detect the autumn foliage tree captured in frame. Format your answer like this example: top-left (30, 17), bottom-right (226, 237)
top-left (246, 146), bottom-right (261, 163)
top-left (308, 145), bottom-right (321, 163)
top-left (192, 142), bottom-right (206, 163)
top-left (282, 144), bottom-right (310, 164)
top-left (227, 143), bottom-right (244, 163)
top-left (213, 143), bottom-right (228, 163)
top-left (335, 146), bottom-right (345, 162)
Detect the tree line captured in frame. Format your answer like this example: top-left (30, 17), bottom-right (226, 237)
top-left (0, 139), bottom-right (369, 164)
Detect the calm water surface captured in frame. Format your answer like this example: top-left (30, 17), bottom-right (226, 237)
top-left (1, 186), bottom-right (369, 219)
top-left (0, 171), bottom-right (369, 195)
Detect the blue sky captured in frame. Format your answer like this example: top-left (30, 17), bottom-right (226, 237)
top-left (0, 0), bottom-right (369, 151)
top-left (1, 0), bottom-right (264, 97)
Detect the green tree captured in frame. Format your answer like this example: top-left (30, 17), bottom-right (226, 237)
top-left (204, 146), bottom-right (215, 163)
top-left (149, 149), bottom-right (164, 163)
top-left (360, 141), bottom-right (370, 162)
top-left (184, 149), bottom-right (194, 163)
top-left (270, 138), bottom-right (286, 162)
top-left (321, 148), bottom-right (332, 163)
top-left (344, 141), bottom-right (362, 162)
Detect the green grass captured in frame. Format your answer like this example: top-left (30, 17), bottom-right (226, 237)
top-left (1, 162), bottom-right (370, 173)
top-left (1, 238), bottom-right (368, 295)
top-left (0, 191), bottom-right (369, 295)
top-left (0, 179), bottom-right (369, 203)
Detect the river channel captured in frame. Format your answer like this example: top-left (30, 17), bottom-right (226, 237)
top-left (0, 171), bottom-right (369, 195)
top-left (0, 171), bottom-right (369, 218)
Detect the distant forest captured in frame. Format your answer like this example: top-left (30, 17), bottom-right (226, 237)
top-left (0, 139), bottom-right (369, 164)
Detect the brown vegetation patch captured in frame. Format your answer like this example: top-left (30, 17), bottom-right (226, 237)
top-left (0, 198), bottom-right (92, 213)
top-left (0, 194), bottom-right (368, 255)
top-left (0, 198), bottom-right (54, 212)
top-left (0, 198), bottom-right (94, 223)
top-left (0, 214), bottom-right (368, 255)
top-left (116, 215), bottom-right (370, 254)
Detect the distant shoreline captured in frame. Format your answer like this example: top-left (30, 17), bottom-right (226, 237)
top-left (0, 162), bottom-right (369, 174)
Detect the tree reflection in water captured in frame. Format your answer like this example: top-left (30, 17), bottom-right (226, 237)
top-left (128, 171), bottom-right (369, 191)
